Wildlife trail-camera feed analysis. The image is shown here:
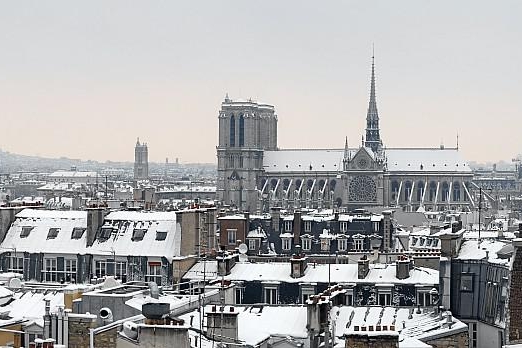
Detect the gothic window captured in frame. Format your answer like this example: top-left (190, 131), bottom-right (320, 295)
top-left (229, 115), bottom-right (236, 147)
top-left (239, 114), bottom-right (245, 146)
top-left (429, 182), bottom-right (437, 201)
top-left (404, 181), bottom-right (412, 201)
top-left (283, 179), bottom-right (290, 191)
top-left (330, 180), bottom-right (337, 192)
top-left (417, 181), bottom-right (425, 202)
top-left (453, 182), bottom-right (461, 201)
top-left (348, 176), bottom-right (377, 202)
top-left (391, 181), bottom-right (399, 201)
top-left (442, 182), bottom-right (449, 202)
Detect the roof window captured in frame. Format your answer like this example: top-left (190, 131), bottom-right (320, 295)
top-left (71, 227), bottom-right (86, 239)
top-left (20, 226), bottom-right (34, 238)
top-left (99, 227), bottom-right (113, 241)
top-left (132, 228), bottom-right (147, 241)
top-left (47, 228), bottom-right (60, 239)
top-left (155, 231), bottom-right (167, 241)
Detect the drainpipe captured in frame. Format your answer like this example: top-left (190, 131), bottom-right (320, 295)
top-left (90, 328), bottom-right (94, 348)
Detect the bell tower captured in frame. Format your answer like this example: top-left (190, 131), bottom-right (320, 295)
top-left (217, 95), bottom-right (277, 211)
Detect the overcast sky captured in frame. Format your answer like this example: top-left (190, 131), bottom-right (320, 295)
top-left (0, 1), bottom-right (520, 164)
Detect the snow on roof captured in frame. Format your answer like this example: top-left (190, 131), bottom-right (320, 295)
top-left (333, 306), bottom-right (466, 343)
top-left (247, 227), bottom-right (266, 238)
top-left (179, 305), bottom-right (308, 345)
top-left (91, 212), bottom-right (181, 261)
top-left (3, 209), bottom-right (88, 254)
top-left (263, 149), bottom-right (344, 173)
top-left (184, 262), bottom-right (438, 286)
top-left (49, 171), bottom-right (97, 178)
top-left (3, 291), bottom-right (64, 327)
top-left (457, 239), bottom-right (510, 265)
top-left (386, 148), bottom-right (471, 173)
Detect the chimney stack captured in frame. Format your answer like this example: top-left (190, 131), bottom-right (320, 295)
top-left (396, 255), bottom-right (410, 280)
top-left (358, 255), bottom-right (370, 279)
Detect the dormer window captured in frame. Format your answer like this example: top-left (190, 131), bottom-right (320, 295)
top-left (301, 236), bottom-right (312, 251)
top-left (20, 226), bottom-right (34, 238)
top-left (340, 221), bottom-right (348, 233)
top-left (47, 228), bottom-right (60, 240)
top-left (155, 231), bottom-right (167, 241)
top-left (71, 227), bottom-right (86, 239)
top-left (304, 221), bottom-right (311, 233)
top-left (338, 238), bottom-right (347, 251)
top-left (284, 220), bottom-right (292, 232)
top-left (132, 228), bottom-right (147, 241)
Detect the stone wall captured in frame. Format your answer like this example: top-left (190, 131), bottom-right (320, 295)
top-left (94, 327), bottom-right (118, 348)
top-left (344, 333), bottom-right (398, 348)
top-left (67, 317), bottom-right (96, 348)
top-left (508, 239), bottom-right (522, 343)
top-left (424, 330), bottom-right (469, 348)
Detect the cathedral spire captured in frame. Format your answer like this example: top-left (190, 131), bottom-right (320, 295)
top-left (344, 136), bottom-right (349, 160)
top-left (365, 49), bottom-right (382, 153)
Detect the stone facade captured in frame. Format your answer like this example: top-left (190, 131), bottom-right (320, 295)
top-left (344, 333), bottom-right (398, 348)
top-left (424, 331), bottom-right (469, 348)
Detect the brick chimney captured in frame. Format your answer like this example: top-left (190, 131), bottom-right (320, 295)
top-left (358, 255), bottom-right (370, 279)
top-left (206, 305), bottom-right (239, 343)
top-left (293, 211), bottom-right (302, 246)
top-left (290, 249), bottom-right (307, 278)
top-left (86, 207), bottom-right (105, 247)
top-left (382, 210), bottom-right (393, 251)
top-left (217, 253), bottom-right (236, 276)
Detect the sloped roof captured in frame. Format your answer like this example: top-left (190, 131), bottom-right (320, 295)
top-left (386, 148), bottom-right (471, 173)
top-left (263, 149), bottom-right (344, 173)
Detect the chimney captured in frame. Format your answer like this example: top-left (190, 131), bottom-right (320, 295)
top-left (44, 300), bottom-right (51, 339)
top-left (290, 252), bottom-right (307, 278)
top-left (396, 255), bottom-right (410, 280)
top-left (0, 207), bottom-right (20, 244)
top-left (293, 211), bottom-right (302, 246)
top-left (358, 255), bottom-right (370, 279)
top-left (451, 221), bottom-right (462, 233)
top-left (270, 207), bottom-right (281, 232)
top-left (382, 210), bottom-right (392, 251)
top-left (206, 305), bottom-right (239, 343)
top-left (217, 253), bottom-right (236, 276)
top-left (86, 208), bottom-right (105, 246)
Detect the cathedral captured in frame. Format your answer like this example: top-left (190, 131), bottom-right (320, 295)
top-left (217, 59), bottom-right (474, 213)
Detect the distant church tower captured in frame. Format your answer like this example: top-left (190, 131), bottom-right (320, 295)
top-left (217, 94), bottom-right (277, 211)
top-left (134, 138), bottom-right (149, 180)
top-left (364, 54), bottom-right (383, 153)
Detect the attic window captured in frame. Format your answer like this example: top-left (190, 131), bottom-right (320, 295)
top-left (71, 227), bottom-right (86, 239)
top-left (155, 231), bottom-right (167, 241)
top-left (99, 227), bottom-right (113, 241)
top-left (132, 228), bottom-right (147, 241)
top-left (47, 228), bottom-right (60, 239)
top-left (20, 226), bottom-right (34, 238)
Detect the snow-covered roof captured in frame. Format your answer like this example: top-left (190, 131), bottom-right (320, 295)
top-left (184, 262), bottom-right (438, 286)
top-left (48, 171), bottom-right (97, 178)
top-left (179, 305), bottom-right (308, 346)
top-left (263, 149), bottom-right (344, 173)
top-left (90, 211), bottom-right (181, 261)
top-left (456, 239), bottom-right (510, 265)
top-left (2, 209), bottom-right (88, 254)
top-left (2, 291), bottom-right (64, 327)
top-left (386, 148), bottom-right (471, 173)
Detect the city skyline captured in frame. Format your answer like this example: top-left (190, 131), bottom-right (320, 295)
top-left (1, 1), bottom-right (521, 164)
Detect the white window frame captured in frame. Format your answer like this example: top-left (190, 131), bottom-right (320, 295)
top-left (338, 238), bottom-right (347, 252)
top-left (301, 284), bottom-right (316, 304)
top-left (301, 237), bottom-right (311, 251)
top-left (417, 290), bottom-right (433, 307)
top-left (8, 254), bottom-right (24, 274)
top-left (248, 238), bottom-right (256, 251)
top-left (282, 238), bottom-right (291, 251)
top-left (95, 260), bottom-right (127, 281)
top-left (378, 291), bottom-right (392, 306)
top-left (146, 263), bottom-right (162, 285)
top-left (227, 229), bottom-right (237, 245)
top-left (304, 221), bottom-right (312, 233)
top-left (284, 220), bottom-right (292, 232)
top-left (353, 238), bottom-right (364, 251)
top-left (42, 258), bottom-right (58, 282)
top-left (340, 221), bottom-right (348, 233)
top-left (263, 284), bottom-right (279, 304)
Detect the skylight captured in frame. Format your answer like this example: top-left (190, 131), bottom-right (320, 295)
top-left (47, 227), bottom-right (60, 239)
top-left (132, 228), bottom-right (147, 241)
top-left (71, 227), bottom-right (86, 239)
top-left (155, 231), bottom-right (167, 241)
top-left (20, 226), bottom-right (34, 238)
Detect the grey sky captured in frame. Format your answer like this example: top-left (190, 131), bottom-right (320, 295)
top-left (0, 1), bottom-right (520, 163)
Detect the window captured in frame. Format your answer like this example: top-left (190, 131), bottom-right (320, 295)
top-left (301, 285), bottom-right (316, 304)
top-left (132, 228), bottom-right (147, 241)
top-left (340, 221), bottom-right (348, 233)
top-left (301, 238), bottom-right (311, 251)
top-left (95, 260), bottom-right (127, 282)
top-left (264, 286), bottom-right (278, 304)
top-left (282, 238), bottom-right (291, 251)
top-left (460, 273), bottom-right (474, 292)
top-left (99, 227), bottom-right (113, 240)
top-left (43, 258), bottom-right (58, 282)
top-left (373, 222), bottom-right (380, 232)
top-left (235, 286), bottom-right (244, 304)
top-left (248, 239), bottom-right (256, 251)
top-left (146, 262), bottom-right (162, 285)
top-left (229, 115), bottom-right (236, 147)
top-left (284, 220), bottom-right (292, 232)
top-left (417, 291), bottom-right (432, 307)
top-left (65, 259), bottom-right (77, 282)
top-left (470, 322), bottom-right (477, 348)
top-left (345, 292), bottom-right (354, 306)
top-left (227, 229), bottom-right (237, 245)
top-left (8, 255), bottom-right (23, 274)
top-left (71, 227), bottom-right (86, 239)
top-left (20, 226), bottom-right (33, 238)
top-left (47, 228), bottom-right (60, 239)
top-left (155, 231), bottom-right (167, 241)
top-left (320, 238), bottom-right (330, 252)
top-left (353, 238), bottom-right (364, 251)
top-left (238, 115), bottom-right (245, 147)
top-left (378, 292), bottom-right (391, 306)
top-left (338, 239), bottom-right (347, 251)
top-left (304, 221), bottom-right (311, 233)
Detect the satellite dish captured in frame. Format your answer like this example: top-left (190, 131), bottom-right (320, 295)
top-left (238, 243), bottom-right (248, 255)
top-left (238, 254), bottom-right (249, 262)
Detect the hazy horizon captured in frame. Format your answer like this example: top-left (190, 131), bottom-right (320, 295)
top-left (1, 1), bottom-right (521, 164)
